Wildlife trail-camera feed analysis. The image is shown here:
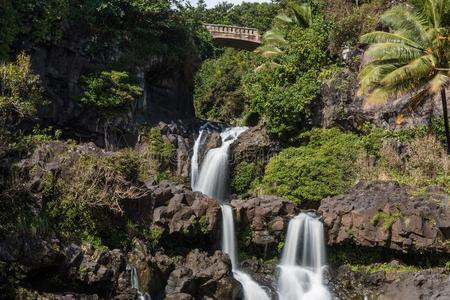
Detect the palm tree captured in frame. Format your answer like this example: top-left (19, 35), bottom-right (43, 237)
top-left (255, 1), bottom-right (311, 60)
top-left (358, 0), bottom-right (450, 153)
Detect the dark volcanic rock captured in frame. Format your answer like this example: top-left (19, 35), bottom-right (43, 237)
top-left (231, 196), bottom-right (297, 256)
top-left (319, 181), bottom-right (450, 253)
top-left (230, 125), bottom-right (279, 170)
top-left (31, 44), bottom-right (197, 148)
top-left (321, 63), bottom-right (447, 130)
top-left (331, 265), bottom-right (450, 300)
top-left (165, 250), bottom-right (242, 300)
top-left (147, 181), bottom-right (222, 250)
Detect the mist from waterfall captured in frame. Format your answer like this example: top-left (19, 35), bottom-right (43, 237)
top-left (192, 127), bottom-right (270, 300)
top-left (277, 213), bottom-right (331, 300)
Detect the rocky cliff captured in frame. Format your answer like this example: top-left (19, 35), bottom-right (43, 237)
top-left (29, 43), bottom-right (198, 149)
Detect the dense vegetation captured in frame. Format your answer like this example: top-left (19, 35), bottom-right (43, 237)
top-left (1, 0), bottom-right (450, 298)
top-left (0, 0), bottom-right (207, 250)
top-left (194, 0), bottom-right (392, 141)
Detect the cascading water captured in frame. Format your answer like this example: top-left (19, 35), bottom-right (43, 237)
top-left (131, 266), bottom-right (151, 300)
top-left (192, 127), bottom-right (270, 300)
top-left (277, 213), bottom-right (331, 300)
top-left (191, 130), bottom-right (204, 190)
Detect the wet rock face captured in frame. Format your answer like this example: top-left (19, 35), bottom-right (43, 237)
top-left (231, 196), bottom-right (297, 256)
top-left (319, 181), bottom-right (450, 253)
top-left (331, 265), bottom-right (450, 300)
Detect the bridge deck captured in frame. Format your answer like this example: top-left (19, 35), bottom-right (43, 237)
top-left (204, 23), bottom-right (262, 50)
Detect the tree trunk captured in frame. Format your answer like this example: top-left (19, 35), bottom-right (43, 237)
top-left (440, 88), bottom-right (450, 154)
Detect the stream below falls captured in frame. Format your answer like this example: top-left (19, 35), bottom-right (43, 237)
top-left (191, 127), bottom-right (331, 300)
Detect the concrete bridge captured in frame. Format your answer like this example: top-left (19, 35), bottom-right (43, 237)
top-left (204, 24), bottom-right (262, 51)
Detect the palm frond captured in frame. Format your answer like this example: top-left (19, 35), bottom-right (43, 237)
top-left (255, 45), bottom-right (284, 59)
top-left (288, 1), bottom-right (312, 27)
top-left (263, 29), bottom-right (287, 46)
top-left (275, 13), bottom-right (293, 24)
top-left (360, 31), bottom-right (425, 50)
top-left (365, 88), bottom-right (391, 106)
top-left (380, 6), bottom-right (431, 45)
top-left (358, 63), bottom-right (398, 95)
top-left (364, 42), bottom-right (424, 63)
top-left (380, 54), bottom-right (436, 86)
top-left (429, 71), bottom-right (450, 93)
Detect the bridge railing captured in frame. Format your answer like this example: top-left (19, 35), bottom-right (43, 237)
top-left (204, 23), bottom-right (260, 40)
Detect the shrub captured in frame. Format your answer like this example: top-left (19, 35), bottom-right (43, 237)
top-left (80, 71), bottom-right (142, 111)
top-left (194, 49), bottom-right (260, 124)
top-left (139, 127), bottom-right (175, 181)
top-left (357, 131), bottom-right (449, 192)
top-left (243, 19), bottom-right (330, 140)
top-left (262, 128), bottom-right (361, 203)
top-left (0, 53), bottom-right (46, 157)
top-left (326, 0), bottom-right (387, 56)
top-left (61, 150), bottom-right (149, 214)
top-left (0, 53), bottom-right (45, 126)
top-left (231, 162), bottom-right (258, 195)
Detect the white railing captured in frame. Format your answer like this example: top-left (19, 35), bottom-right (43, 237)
top-left (204, 23), bottom-right (260, 41)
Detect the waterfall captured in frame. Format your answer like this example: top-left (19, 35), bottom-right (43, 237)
top-left (131, 267), bottom-right (151, 300)
top-left (191, 130), bottom-right (204, 190)
top-left (277, 213), bottom-right (331, 300)
top-left (192, 127), bottom-right (270, 300)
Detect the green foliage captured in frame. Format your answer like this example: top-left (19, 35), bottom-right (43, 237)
top-left (194, 49), bottom-right (260, 124)
top-left (0, 0), bottom-right (69, 59)
top-left (359, 124), bottom-right (428, 156)
top-left (262, 128), bottom-right (361, 203)
top-left (81, 71), bottom-right (142, 111)
top-left (0, 53), bottom-right (45, 126)
top-left (187, 1), bottom-right (279, 33)
top-left (356, 128), bottom-right (449, 193)
top-left (0, 53), bottom-right (46, 157)
top-left (140, 127), bottom-right (175, 181)
top-left (245, 19), bottom-right (331, 139)
top-left (326, 0), bottom-right (387, 55)
top-left (371, 211), bottom-right (402, 230)
top-left (358, 0), bottom-right (450, 149)
top-left (349, 263), bottom-right (422, 273)
top-left (0, 0), bottom-right (210, 67)
top-left (198, 216), bottom-right (209, 235)
top-left (231, 162), bottom-right (258, 195)
top-left (143, 226), bottom-right (163, 250)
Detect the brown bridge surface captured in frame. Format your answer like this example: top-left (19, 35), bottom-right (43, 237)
top-left (204, 24), bottom-right (262, 50)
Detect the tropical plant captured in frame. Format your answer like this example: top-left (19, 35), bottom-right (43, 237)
top-left (358, 0), bottom-right (450, 153)
top-left (80, 71), bottom-right (142, 111)
top-left (256, 0), bottom-right (312, 61)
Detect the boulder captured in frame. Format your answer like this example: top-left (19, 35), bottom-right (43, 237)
top-left (319, 181), bottom-right (450, 253)
top-left (165, 250), bottom-right (242, 299)
top-left (147, 182), bottom-right (221, 250)
top-left (230, 125), bottom-right (279, 171)
top-left (231, 196), bottom-right (297, 256)
top-left (331, 265), bottom-right (450, 300)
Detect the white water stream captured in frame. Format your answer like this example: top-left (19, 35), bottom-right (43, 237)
top-left (192, 127), bottom-right (270, 300)
top-left (277, 213), bottom-right (331, 300)
top-left (131, 266), bottom-right (151, 300)
top-left (191, 128), bottom-right (330, 300)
